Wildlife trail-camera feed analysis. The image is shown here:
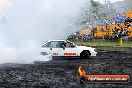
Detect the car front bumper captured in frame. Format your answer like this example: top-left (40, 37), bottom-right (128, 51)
top-left (90, 51), bottom-right (97, 56)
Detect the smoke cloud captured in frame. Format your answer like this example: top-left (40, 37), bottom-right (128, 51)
top-left (0, 0), bottom-right (88, 63)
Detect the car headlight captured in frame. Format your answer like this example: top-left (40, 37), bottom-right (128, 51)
top-left (41, 52), bottom-right (51, 56)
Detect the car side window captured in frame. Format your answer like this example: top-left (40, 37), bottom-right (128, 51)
top-left (42, 42), bottom-right (51, 48)
top-left (65, 42), bottom-right (75, 48)
top-left (51, 41), bottom-right (61, 48)
top-left (59, 41), bottom-right (66, 48)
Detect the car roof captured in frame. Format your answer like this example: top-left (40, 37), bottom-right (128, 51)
top-left (42, 40), bottom-right (66, 45)
top-left (48, 40), bottom-right (66, 42)
top-left (42, 40), bottom-right (76, 46)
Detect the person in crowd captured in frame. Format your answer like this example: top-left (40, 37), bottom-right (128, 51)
top-left (117, 29), bottom-right (123, 46)
top-left (82, 34), bottom-right (87, 42)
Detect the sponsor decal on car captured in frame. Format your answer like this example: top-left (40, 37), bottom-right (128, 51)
top-left (53, 53), bottom-right (58, 56)
top-left (64, 53), bottom-right (76, 56)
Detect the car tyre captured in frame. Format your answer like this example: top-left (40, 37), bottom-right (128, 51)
top-left (80, 51), bottom-right (90, 59)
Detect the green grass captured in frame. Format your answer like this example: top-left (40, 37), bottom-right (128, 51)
top-left (70, 39), bottom-right (132, 47)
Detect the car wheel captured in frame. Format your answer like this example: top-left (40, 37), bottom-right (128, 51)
top-left (80, 51), bottom-right (90, 59)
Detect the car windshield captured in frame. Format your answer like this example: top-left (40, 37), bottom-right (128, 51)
top-left (42, 42), bottom-right (51, 48)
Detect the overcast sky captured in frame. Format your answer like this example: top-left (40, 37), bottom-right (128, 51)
top-left (0, 0), bottom-right (125, 11)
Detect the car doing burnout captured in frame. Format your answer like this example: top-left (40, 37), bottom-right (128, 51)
top-left (41, 40), bottom-right (97, 59)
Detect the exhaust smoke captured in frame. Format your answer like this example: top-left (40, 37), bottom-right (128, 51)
top-left (0, 0), bottom-right (88, 64)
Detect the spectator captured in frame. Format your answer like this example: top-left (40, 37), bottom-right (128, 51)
top-left (116, 30), bottom-right (123, 46)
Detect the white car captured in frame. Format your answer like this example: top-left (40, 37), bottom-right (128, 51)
top-left (41, 40), bottom-right (97, 59)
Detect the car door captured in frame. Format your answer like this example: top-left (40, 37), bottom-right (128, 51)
top-left (50, 41), bottom-right (64, 56)
top-left (63, 41), bottom-right (80, 56)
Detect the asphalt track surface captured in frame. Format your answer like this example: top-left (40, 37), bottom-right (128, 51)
top-left (0, 51), bottom-right (132, 88)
